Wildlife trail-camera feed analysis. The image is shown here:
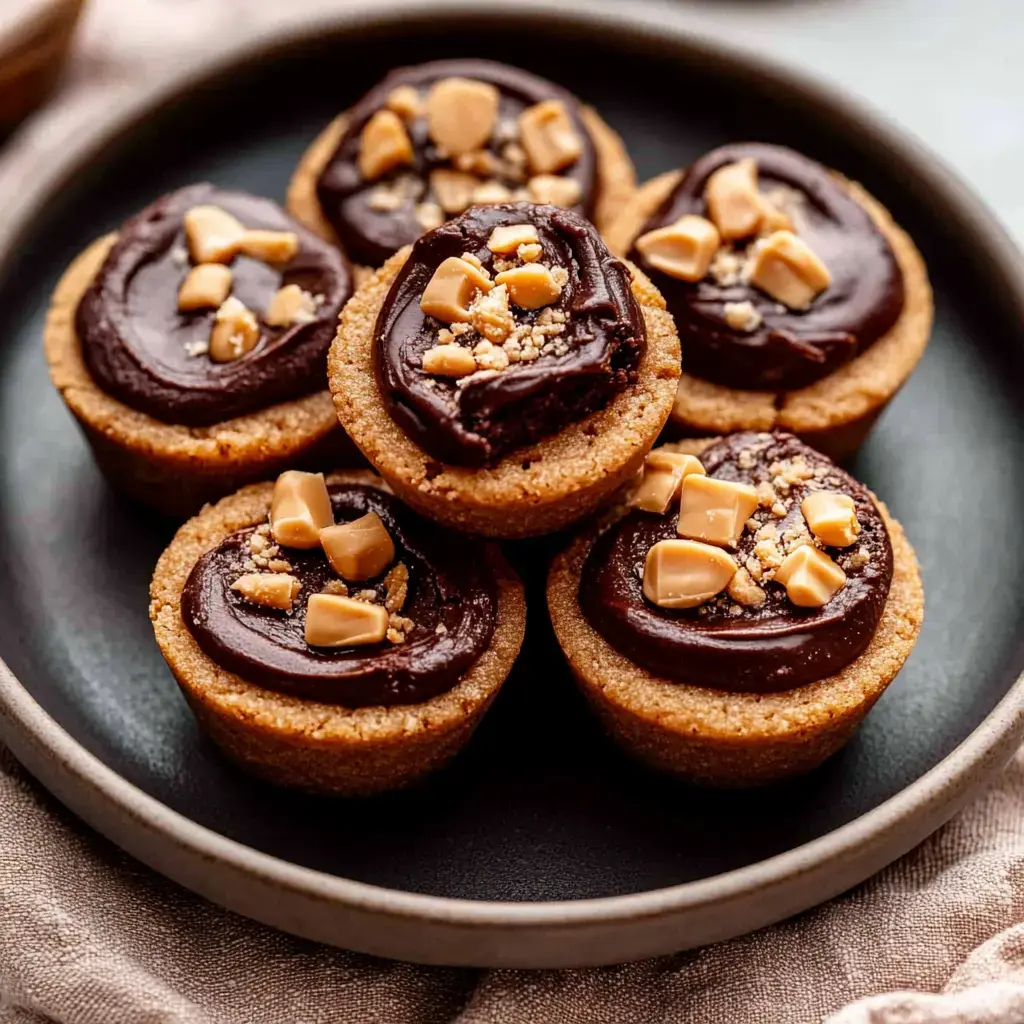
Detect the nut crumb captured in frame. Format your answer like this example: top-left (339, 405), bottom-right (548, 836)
top-left (383, 561), bottom-right (409, 613)
top-left (723, 300), bottom-right (763, 332)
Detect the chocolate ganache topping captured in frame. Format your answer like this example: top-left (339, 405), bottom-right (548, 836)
top-left (316, 59), bottom-right (598, 267)
top-left (628, 144), bottom-right (905, 391)
top-left (77, 184), bottom-right (352, 426)
top-left (374, 202), bottom-right (645, 466)
top-left (182, 484), bottom-right (498, 707)
top-left (580, 432), bottom-right (894, 692)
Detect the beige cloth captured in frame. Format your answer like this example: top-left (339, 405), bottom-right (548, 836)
top-left (4, 739), bottom-right (1024, 1023)
top-left (2, 1), bottom-right (1023, 1021)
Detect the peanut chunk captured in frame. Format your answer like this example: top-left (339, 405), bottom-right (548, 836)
top-left (184, 205), bottom-right (245, 264)
top-left (487, 223), bottom-right (540, 254)
top-left (518, 100), bottom-right (583, 175)
top-left (426, 77), bottom-right (499, 157)
top-left (705, 158), bottom-right (762, 241)
top-left (320, 511), bottom-right (395, 582)
top-left (723, 300), bottom-right (763, 332)
top-left (774, 545), bottom-right (847, 607)
top-left (632, 451), bottom-right (706, 514)
top-left (237, 230), bottom-right (299, 265)
top-left (470, 283), bottom-right (515, 344)
top-left (642, 539), bottom-right (737, 609)
top-left (748, 230), bottom-right (831, 310)
top-left (421, 343), bottom-right (477, 377)
top-left (231, 572), bottom-right (301, 611)
top-left (420, 255), bottom-right (494, 323)
top-left (177, 263), bottom-right (232, 311)
top-left (430, 168), bottom-right (479, 215)
top-left (801, 491), bottom-right (860, 547)
top-left (383, 561), bottom-right (409, 613)
top-left (265, 284), bottom-right (318, 327)
top-left (208, 296), bottom-right (260, 363)
top-left (415, 201), bottom-right (445, 232)
top-left (270, 470), bottom-right (334, 549)
top-left (305, 594), bottom-right (389, 648)
top-left (494, 264), bottom-right (562, 310)
top-left (727, 567), bottom-right (766, 608)
top-left (358, 109), bottom-right (414, 181)
top-left (386, 85), bottom-right (423, 120)
top-left (527, 174), bottom-right (581, 208)
top-left (471, 181), bottom-right (512, 205)
top-left (634, 215), bottom-right (720, 282)
top-left (677, 475), bottom-right (759, 548)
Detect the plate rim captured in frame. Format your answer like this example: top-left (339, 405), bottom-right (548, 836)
top-left (1, 0), bottom-right (1023, 968)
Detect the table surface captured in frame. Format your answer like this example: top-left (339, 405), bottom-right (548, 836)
top-left (667, 0), bottom-right (1024, 245)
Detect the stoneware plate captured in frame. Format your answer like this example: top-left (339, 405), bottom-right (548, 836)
top-left (0, 1), bottom-right (1022, 969)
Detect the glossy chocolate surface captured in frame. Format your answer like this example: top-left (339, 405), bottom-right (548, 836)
top-left (315, 59), bottom-right (597, 266)
top-left (181, 484), bottom-right (498, 707)
top-left (77, 184), bottom-right (352, 426)
top-left (580, 433), bottom-right (893, 692)
top-left (374, 202), bottom-right (645, 466)
top-left (629, 144), bottom-right (904, 391)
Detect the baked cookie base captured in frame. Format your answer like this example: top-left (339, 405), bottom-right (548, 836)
top-left (604, 171), bottom-right (934, 462)
top-left (286, 105), bottom-right (636, 266)
top-left (546, 439), bottom-right (925, 786)
top-left (328, 249), bottom-right (681, 538)
top-left (149, 471), bottom-right (527, 795)
top-left (44, 234), bottom-right (360, 519)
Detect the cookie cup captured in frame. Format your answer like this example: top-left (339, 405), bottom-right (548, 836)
top-left (149, 470), bottom-right (527, 795)
top-left (328, 248), bottom-right (681, 538)
top-left (286, 106), bottom-right (636, 262)
top-left (546, 439), bottom-right (924, 786)
top-left (604, 171), bottom-right (934, 461)
top-left (44, 234), bottom-right (355, 518)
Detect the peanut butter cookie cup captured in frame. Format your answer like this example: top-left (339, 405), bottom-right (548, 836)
top-left (45, 184), bottom-right (357, 517)
top-left (329, 201), bottom-right (680, 538)
top-left (605, 144), bottom-right (933, 460)
top-left (287, 59), bottom-right (635, 270)
top-left (547, 432), bottom-right (924, 785)
top-left (150, 469), bottom-right (526, 795)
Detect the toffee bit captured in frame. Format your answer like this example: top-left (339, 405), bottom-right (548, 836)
top-left (354, 588), bottom-right (378, 603)
top-left (321, 579), bottom-right (349, 597)
top-left (435, 622), bottom-right (448, 635)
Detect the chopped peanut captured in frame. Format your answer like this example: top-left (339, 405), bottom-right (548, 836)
top-left (358, 109), bottom-right (414, 181)
top-left (208, 297), bottom-right (260, 363)
top-left (177, 263), bottom-right (232, 311)
top-left (425, 77), bottom-right (499, 156)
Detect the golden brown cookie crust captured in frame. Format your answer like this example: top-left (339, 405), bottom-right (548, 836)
top-left (149, 470), bottom-right (527, 795)
top-left (327, 248), bottom-right (681, 538)
top-left (546, 438), bottom-right (925, 786)
top-left (44, 234), bottom-right (352, 518)
top-left (604, 170), bottom-right (934, 460)
top-left (286, 106), bottom-right (636, 256)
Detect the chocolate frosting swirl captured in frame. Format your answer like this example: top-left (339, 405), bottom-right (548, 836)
top-left (374, 202), bottom-right (645, 466)
top-left (76, 184), bottom-right (353, 427)
top-left (315, 59), bottom-right (598, 267)
top-left (628, 144), bottom-right (905, 391)
top-left (579, 433), bottom-right (893, 692)
top-left (181, 484), bottom-right (498, 707)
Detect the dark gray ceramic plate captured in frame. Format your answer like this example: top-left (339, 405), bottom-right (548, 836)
top-left (0, 1), bottom-right (1023, 968)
